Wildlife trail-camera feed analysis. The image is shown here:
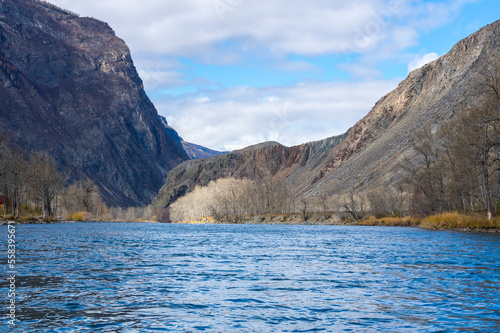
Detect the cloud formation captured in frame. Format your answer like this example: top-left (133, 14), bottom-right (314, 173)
top-left (157, 80), bottom-right (399, 150)
top-left (48, 0), bottom-right (476, 61)
top-left (45, 0), bottom-right (483, 150)
top-left (51, 0), bottom-right (399, 57)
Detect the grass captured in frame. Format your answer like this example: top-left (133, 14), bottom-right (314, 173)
top-left (420, 212), bottom-right (500, 230)
top-left (360, 216), bottom-right (420, 227)
top-left (360, 212), bottom-right (500, 230)
top-left (175, 216), bottom-right (217, 224)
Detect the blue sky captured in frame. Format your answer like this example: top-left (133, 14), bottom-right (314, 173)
top-left (48, 0), bottom-right (500, 150)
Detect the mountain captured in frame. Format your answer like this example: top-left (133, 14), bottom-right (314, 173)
top-left (181, 142), bottom-right (227, 160)
top-left (158, 115), bottom-right (226, 160)
top-left (154, 135), bottom-right (347, 208)
top-left (0, 0), bottom-right (189, 207)
top-left (155, 19), bottom-right (500, 208)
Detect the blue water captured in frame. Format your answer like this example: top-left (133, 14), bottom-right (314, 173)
top-left (1, 223), bottom-right (500, 332)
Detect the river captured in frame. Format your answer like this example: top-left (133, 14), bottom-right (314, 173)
top-left (2, 223), bottom-right (499, 332)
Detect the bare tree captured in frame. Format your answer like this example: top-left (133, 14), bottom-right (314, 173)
top-left (7, 148), bottom-right (27, 219)
top-left (28, 153), bottom-right (63, 220)
top-left (459, 107), bottom-right (499, 219)
top-left (61, 177), bottom-right (104, 219)
top-left (317, 194), bottom-right (330, 218)
top-left (0, 142), bottom-right (10, 216)
top-left (343, 188), bottom-right (361, 223)
top-left (77, 178), bottom-right (100, 212)
top-left (404, 60), bottom-right (500, 219)
top-left (300, 197), bottom-right (309, 221)
top-left (367, 188), bottom-right (388, 218)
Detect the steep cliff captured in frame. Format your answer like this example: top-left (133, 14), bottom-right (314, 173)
top-left (0, 0), bottom-right (189, 206)
top-left (309, 18), bottom-right (500, 197)
top-left (155, 19), bottom-right (500, 207)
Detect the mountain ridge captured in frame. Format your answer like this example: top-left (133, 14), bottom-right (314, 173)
top-left (155, 19), bottom-right (500, 207)
top-left (0, 0), bottom-right (189, 206)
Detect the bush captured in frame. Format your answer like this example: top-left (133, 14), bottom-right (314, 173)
top-left (71, 212), bottom-right (86, 221)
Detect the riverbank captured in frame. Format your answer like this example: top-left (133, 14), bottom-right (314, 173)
top-left (358, 213), bottom-right (500, 233)
top-left (0, 218), bottom-right (161, 225)
top-left (0, 216), bottom-right (54, 225)
top-left (2, 212), bottom-right (500, 233)
top-left (173, 212), bottom-right (500, 233)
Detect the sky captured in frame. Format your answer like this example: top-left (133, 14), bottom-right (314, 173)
top-left (46, 0), bottom-right (500, 151)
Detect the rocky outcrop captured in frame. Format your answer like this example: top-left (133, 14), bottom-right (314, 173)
top-left (155, 19), bottom-right (500, 207)
top-left (310, 19), bottom-right (500, 196)
top-left (0, 0), bottom-right (189, 206)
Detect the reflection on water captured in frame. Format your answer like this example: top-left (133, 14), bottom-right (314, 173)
top-left (1, 223), bottom-right (499, 332)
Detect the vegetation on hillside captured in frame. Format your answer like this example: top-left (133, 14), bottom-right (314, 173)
top-left (0, 140), bottom-right (106, 221)
top-left (405, 61), bottom-right (500, 220)
top-left (168, 62), bottom-right (500, 230)
top-left (32, 0), bottom-right (80, 16)
top-left (0, 139), bottom-right (171, 223)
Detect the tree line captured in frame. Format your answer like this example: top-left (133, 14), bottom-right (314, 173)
top-left (325, 62), bottom-right (500, 222)
top-left (168, 175), bottom-right (411, 224)
top-left (170, 178), bottom-right (293, 223)
top-left (405, 64), bottom-right (500, 219)
top-left (0, 140), bottom-right (106, 221)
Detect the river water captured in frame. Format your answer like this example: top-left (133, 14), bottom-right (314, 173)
top-left (1, 223), bottom-right (500, 332)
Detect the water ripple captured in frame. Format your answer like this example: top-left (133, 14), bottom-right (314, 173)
top-left (1, 223), bottom-right (499, 332)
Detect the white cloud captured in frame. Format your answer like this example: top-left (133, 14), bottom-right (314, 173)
top-left (156, 80), bottom-right (400, 151)
top-left (45, 0), bottom-right (474, 78)
top-left (408, 52), bottom-right (439, 72)
top-left (43, 0), bottom-right (476, 150)
top-left (47, 0), bottom-right (407, 59)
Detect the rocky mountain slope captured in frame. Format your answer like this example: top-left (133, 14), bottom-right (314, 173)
top-left (155, 19), bottom-right (500, 207)
top-left (0, 0), bottom-right (189, 206)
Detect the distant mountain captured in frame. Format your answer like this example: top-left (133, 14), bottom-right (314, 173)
top-left (181, 142), bottom-right (227, 160)
top-left (155, 19), bottom-right (500, 207)
top-left (158, 116), bottom-right (226, 160)
top-left (0, 0), bottom-right (189, 206)
top-left (154, 135), bottom-right (346, 207)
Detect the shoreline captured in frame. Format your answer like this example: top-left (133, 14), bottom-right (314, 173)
top-left (1, 218), bottom-right (499, 233)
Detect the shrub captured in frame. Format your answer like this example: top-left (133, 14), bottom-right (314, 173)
top-left (71, 212), bottom-right (86, 221)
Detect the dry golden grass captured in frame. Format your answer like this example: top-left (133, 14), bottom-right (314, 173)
top-left (71, 212), bottom-right (86, 221)
top-left (360, 216), bottom-right (419, 227)
top-left (421, 212), bottom-right (500, 230)
top-left (361, 212), bottom-right (500, 230)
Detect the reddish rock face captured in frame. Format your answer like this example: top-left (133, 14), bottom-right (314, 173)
top-left (156, 20), bottom-right (500, 207)
top-left (0, 0), bottom-right (188, 206)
